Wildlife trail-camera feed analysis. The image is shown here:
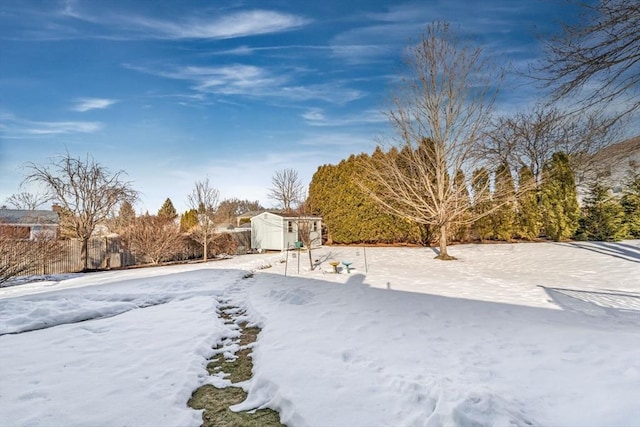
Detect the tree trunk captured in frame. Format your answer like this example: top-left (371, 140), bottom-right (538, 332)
top-left (307, 247), bottom-right (314, 271)
top-left (82, 237), bottom-right (89, 271)
top-left (436, 223), bottom-right (455, 260)
top-left (203, 237), bottom-right (208, 261)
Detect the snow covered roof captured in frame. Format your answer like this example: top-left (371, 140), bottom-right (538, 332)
top-left (0, 209), bottom-right (59, 226)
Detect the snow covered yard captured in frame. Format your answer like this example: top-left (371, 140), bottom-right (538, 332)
top-left (1, 241), bottom-right (639, 426)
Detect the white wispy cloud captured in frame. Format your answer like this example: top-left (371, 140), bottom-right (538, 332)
top-left (0, 112), bottom-right (103, 137)
top-left (125, 63), bottom-right (365, 104)
top-left (209, 44), bottom-right (332, 56)
top-left (127, 10), bottom-right (310, 40)
top-left (58, 2), bottom-right (310, 40)
top-left (25, 121), bottom-right (103, 134)
top-left (302, 109), bottom-right (326, 122)
top-left (4, 2), bottom-right (310, 41)
top-left (302, 108), bottom-right (386, 126)
top-left (295, 131), bottom-right (380, 149)
top-left (330, 2), bottom-right (537, 65)
top-left (71, 97), bottom-right (118, 112)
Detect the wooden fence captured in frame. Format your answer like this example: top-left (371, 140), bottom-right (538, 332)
top-left (2, 230), bottom-right (251, 278)
top-left (1, 237), bottom-right (137, 277)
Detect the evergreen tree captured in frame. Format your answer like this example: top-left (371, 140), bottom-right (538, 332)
top-left (492, 163), bottom-right (516, 241)
top-left (471, 168), bottom-right (493, 240)
top-left (180, 209), bottom-right (198, 232)
top-left (577, 182), bottom-right (627, 241)
top-left (308, 150), bottom-right (425, 245)
top-left (450, 169), bottom-right (471, 242)
top-left (620, 169), bottom-right (640, 238)
top-left (539, 152), bottom-right (580, 241)
top-left (115, 201), bottom-right (136, 232)
top-left (515, 166), bottom-right (542, 240)
top-left (158, 198), bottom-right (178, 220)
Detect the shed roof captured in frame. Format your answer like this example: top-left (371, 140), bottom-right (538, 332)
top-left (250, 210), bottom-right (322, 219)
top-left (0, 209), bottom-right (60, 225)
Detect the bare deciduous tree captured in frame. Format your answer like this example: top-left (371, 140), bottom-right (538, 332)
top-left (359, 22), bottom-right (503, 260)
top-left (123, 214), bottom-right (183, 265)
top-left (293, 215), bottom-right (322, 270)
top-left (214, 198), bottom-right (262, 225)
top-left (5, 192), bottom-right (49, 210)
top-left (268, 169), bottom-right (304, 212)
top-left (24, 153), bottom-right (137, 271)
top-left (537, 0), bottom-right (639, 124)
top-left (187, 178), bottom-right (219, 261)
top-left (482, 106), bottom-right (615, 185)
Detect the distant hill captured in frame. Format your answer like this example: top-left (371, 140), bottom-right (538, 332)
top-left (578, 135), bottom-right (640, 196)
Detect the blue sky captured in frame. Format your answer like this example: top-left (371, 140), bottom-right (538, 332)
top-left (1, 0), bottom-right (582, 213)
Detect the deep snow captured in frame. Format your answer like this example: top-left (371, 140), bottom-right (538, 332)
top-left (1, 241), bottom-right (639, 426)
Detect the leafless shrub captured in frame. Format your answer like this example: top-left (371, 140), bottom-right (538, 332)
top-left (123, 215), bottom-right (184, 265)
top-left (210, 233), bottom-right (237, 257)
top-left (0, 231), bottom-right (66, 284)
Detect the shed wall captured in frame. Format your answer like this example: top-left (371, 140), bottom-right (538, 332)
top-left (251, 213), bottom-right (284, 251)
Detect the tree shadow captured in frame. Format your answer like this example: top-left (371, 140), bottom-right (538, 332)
top-left (554, 241), bottom-right (640, 263)
top-left (540, 285), bottom-right (640, 322)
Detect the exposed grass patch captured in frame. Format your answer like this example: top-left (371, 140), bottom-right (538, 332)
top-left (188, 385), bottom-right (282, 427)
top-left (189, 306), bottom-right (285, 427)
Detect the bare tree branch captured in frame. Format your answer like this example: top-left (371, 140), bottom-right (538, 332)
top-left (482, 105), bottom-right (617, 184)
top-left (536, 0), bottom-right (640, 124)
top-left (186, 178), bottom-right (219, 261)
top-left (268, 169), bottom-right (304, 212)
top-left (358, 22), bottom-right (504, 260)
top-left (5, 192), bottom-right (50, 210)
top-left (23, 153), bottom-right (137, 271)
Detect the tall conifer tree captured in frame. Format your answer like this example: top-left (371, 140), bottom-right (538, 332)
top-left (308, 151), bottom-right (425, 245)
top-left (450, 169), bottom-right (471, 242)
top-left (471, 168), bottom-right (493, 240)
top-left (539, 152), bottom-right (580, 241)
top-left (515, 166), bottom-right (541, 240)
top-left (492, 163), bottom-right (516, 241)
top-left (180, 209), bottom-right (198, 232)
top-left (577, 182), bottom-right (627, 241)
top-left (115, 201), bottom-right (136, 232)
top-left (620, 170), bottom-right (640, 238)
top-left (158, 198), bottom-right (178, 220)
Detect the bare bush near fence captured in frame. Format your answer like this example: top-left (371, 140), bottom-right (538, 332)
top-left (210, 233), bottom-right (237, 257)
top-left (123, 215), bottom-right (184, 265)
top-left (0, 233), bottom-right (66, 284)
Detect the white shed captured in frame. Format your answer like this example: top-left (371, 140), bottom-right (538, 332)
top-left (250, 211), bottom-right (322, 251)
